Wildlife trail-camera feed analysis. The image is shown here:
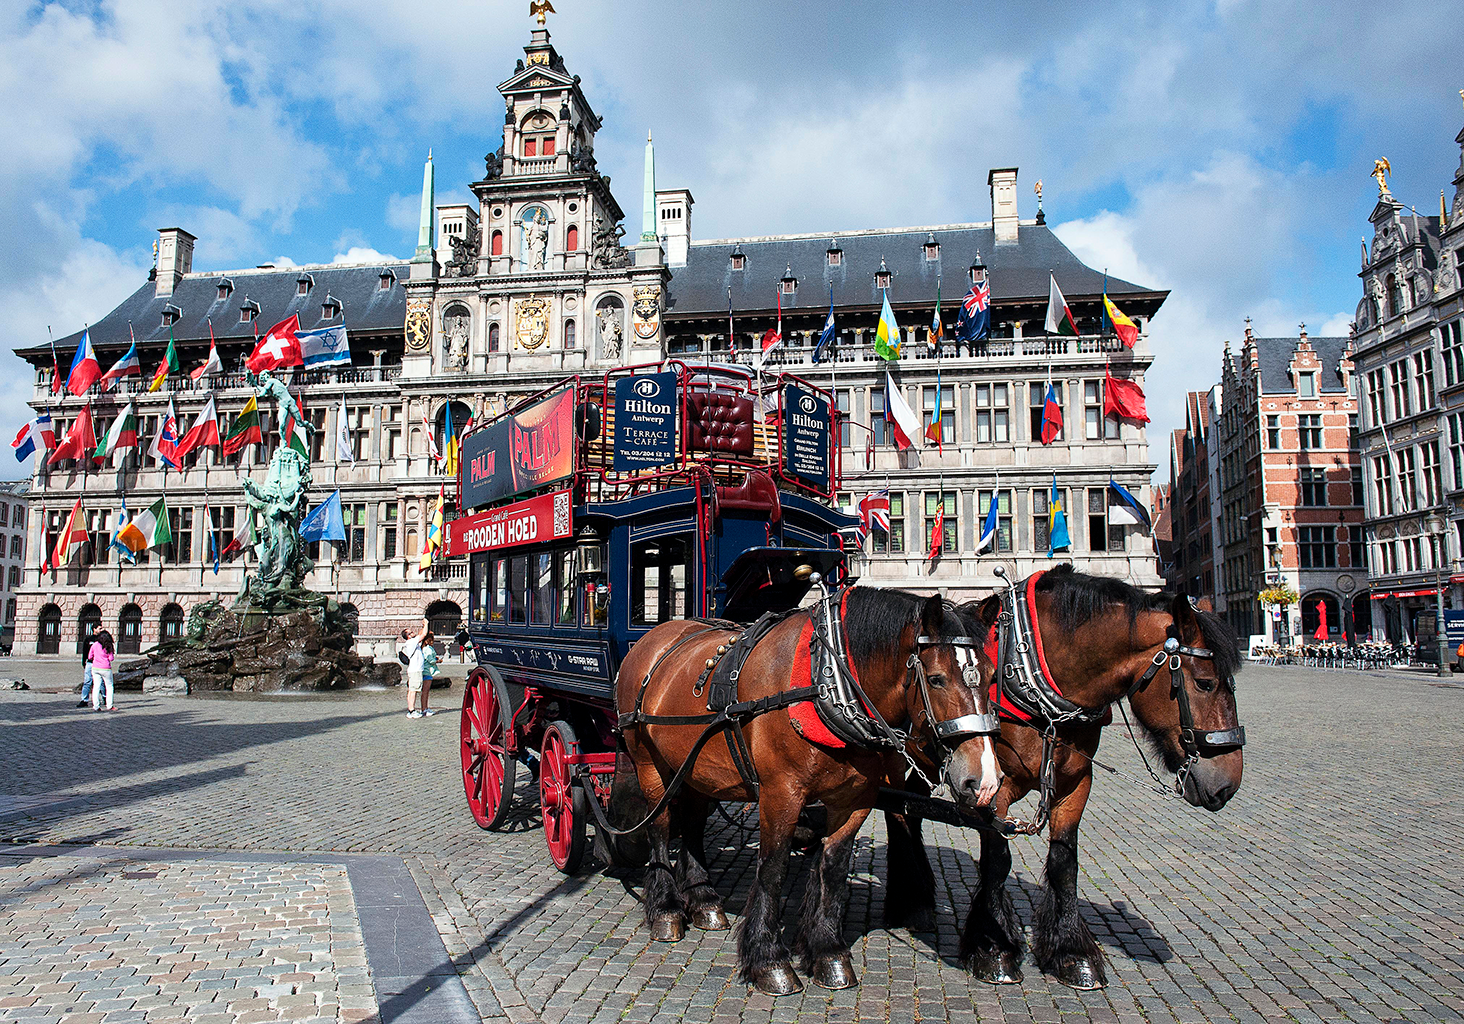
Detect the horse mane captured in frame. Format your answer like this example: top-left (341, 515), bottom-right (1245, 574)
top-left (843, 587), bottom-right (960, 668)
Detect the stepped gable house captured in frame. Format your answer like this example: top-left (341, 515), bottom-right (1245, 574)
top-left (14, 25), bottom-right (1169, 656)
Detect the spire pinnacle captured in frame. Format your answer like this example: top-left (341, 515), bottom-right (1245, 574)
top-left (413, 150), bottom-right (436, 263)
top-left (641, 132), bottom-right (657, 243)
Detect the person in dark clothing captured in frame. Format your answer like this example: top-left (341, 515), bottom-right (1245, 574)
top-left (454, 625), bottom-right (472, 663)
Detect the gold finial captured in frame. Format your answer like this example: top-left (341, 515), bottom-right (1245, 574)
top-left (647, 130), bottom-right (653, 143)
top-left (1033, 179), bottom-right (1043, 200)
top-left (1459, 88), bottom-right (1463, 111)
top-left (530, 0), bottom-right (554, 26)
top-left (151, 239), bottom-right (159, 265)
top-left (1372, 157), bottom-right (1392, 196)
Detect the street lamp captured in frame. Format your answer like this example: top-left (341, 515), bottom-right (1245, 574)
top-left (1425, 512), bottom-right (1448, 677)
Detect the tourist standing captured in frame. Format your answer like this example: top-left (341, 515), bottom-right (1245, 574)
top-left (75, 625), bottom-right (96, 709)
top-left (454, 625), bottom-right (471, 664)
top-left (398, 619), bottom-right (430, 719)
top-left (89, 631), bottom-right (116, 712)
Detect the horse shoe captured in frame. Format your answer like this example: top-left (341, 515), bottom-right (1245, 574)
top-left (809, 953), bottom-right (858, 990)
top-left (649, 913), bottom-right (686, 942)
top-left (689, 906), bottom-right (729, 931)
top-left (752, 964), bottom-right (803, 996)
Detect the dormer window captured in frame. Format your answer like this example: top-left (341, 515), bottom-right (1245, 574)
top-left (215, 278), bottom-right (233, 301)
top-left (378, 269), bottom-right (396, 291)
top-left (923, 234), bottom-right (940, 260)
top-left (161, 305), bottom-right (181, 328)
top-left (826, 243), bottom-right (842, 267)
top-left (875, 270), bottom-right (891, 290)
top-left (239, 299), bottom-right (259, 324)
top-left (296, 274), bottom-right (314, 296)
top-left (730, 248), bottom-right (746, 272)
top-left (780, 266), bottom-right (797, 296)
top-left (1298, 372), bottom-right (1316, 399)
top-left (322, 294), bottom-right (341, 319)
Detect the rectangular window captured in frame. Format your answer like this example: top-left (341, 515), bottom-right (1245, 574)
top-left (164, 506), bottom-right (193, 563)
top-left (922, 386), bottom-right (954, 445)
top-left (524, 137), bottom-right (537, 157)
top-left (1452, 414), bottom-right (1464, 491)
top-left (1415, 350), bottom-right (1436, 410)
top-left (208, 506), bottom-right (235, 565)
top-left (1087, 488), bottom-right (1111, 552)
top-left (1298, 414), bottom-right (1321, 449)
top-left (1266, 415), bottom-right (1280, 449)
top-left (310, 408), bottom-right (328, 461)
top-left (382, 504), bottom-right (398, 559)
top-left (84, 509), bottom-right (109, 567)
top-left (506, 554), bottom-right (527, 624)
top-left (382, 406), bottom-right (402, 461)
top-left (975, 489), bottom-right (1012, 553)
top-left (873, 492), bottom-right (904, 553)
top-left (973, 383), bottom-right (1009, 443)
top-left (1083, 380), bottom-right (1119, 440)
top-left (1390, 360), bottom-right (1412, 418)
top-left (1367, 369), bottom-right (1387, 427)
top-left (870, 390), bottom-right (893, 447)
top-left (1444, 320), bottom-right (1464, 388)
top-left (1422, 440), bottom-right (1442, 506)
top-left (1298, 371), bottom-right (1316, 398)
top-left (835, 390), bottom-right (850, 449)
top-left (1398, 446), bottom-right (1417, 509)
top-left (530, 551), bottom-right (553, 626)
top-left (1030, 382), bottom-right (1063, 441)
top-left (1373, 454), bottom-right (1394, 515)
top-left (337, 503), bottom-right (367, 563)
top-left (1351, 466), bottom-right (1364, 505)
top-left (1033, 488), bottom-right (1067, 552)
top-left (924, 491), bottom-right (957, 554)
top-left (1300, 467), bottom-right (1328, 507)
top-left (472, 556), bottom-right (489, 623)
top-left (630, 537), bottom-right (692, 626)
top-left (1298, 526), bottom-right (1336, 569)
top-left (556, 548), bottom-right (576, 626)
top-left (1350, 526), bottom-right (1366, 570)
top-left (1378, 540), bottom-right (1396, 575)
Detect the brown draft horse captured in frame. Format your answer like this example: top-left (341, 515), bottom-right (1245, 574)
top-left (614, 587), bottom-right (1002, 995)
top-left (883, 566), bottom-right (1245, 990)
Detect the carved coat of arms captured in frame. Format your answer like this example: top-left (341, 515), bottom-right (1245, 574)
top-left (631, 285), bottom-right (661, 341)
top-left (515, 296), bottom-right (550, 350)
top-left (405, 298), bottom-right (432, 352)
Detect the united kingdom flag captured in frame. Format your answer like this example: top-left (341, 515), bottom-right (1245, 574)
top-left (856, 489), bottom-right (891, 545)
top-left (955, 277), bottom-right (991, 350)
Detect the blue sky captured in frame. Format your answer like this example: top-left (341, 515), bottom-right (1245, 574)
top-left (2, 0), bottom-right (1460, 482)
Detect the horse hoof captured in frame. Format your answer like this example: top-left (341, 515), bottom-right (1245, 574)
top-left (968, 949), bottom-right (1023, 985)
top-left (690, 906), bottom-right (729, 931)
top-left (810, 953), bottom-right (858, 990)
top-left (649, 914), bottom-right (686, 942)
top-left (1053, 956), bottom-right (1105, 990)
top-left (752, 964), bottom-right (803, 996)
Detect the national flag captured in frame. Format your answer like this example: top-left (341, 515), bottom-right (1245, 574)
top-left (298, 325), bottom-right (352, 369)
top-left (336, 396), bottom-right (355, 464)
top-left (284, 408), bottom-right (310, 459)
top-left (110, 498), bottom-right (135, 563)
top-left (300, 490), bottom-right (346, 543)
top-left (205, 502), bottom-right (219, 575)
top-left (115, 497), bottom-right (172, 556)
top-left (859, 489), bottom-right (891, 537)
top-left (222, 395), bottom-right (263, 456)
top-left (1044, 274), bottom-right (1079, 337)
top-left (246, 314), bottom-right (303, 372)
top-left (11, 413), bottom-right (54, 463)
top-left (92, 400), bottom-right (138, 462)
top-left (977, 492), bottom-right (999, 554)
top-left (925, 366), bottom-right (944, 447)
top-left (50, 339), bottom-right (63, 396)
top-left (48, 404), bottom-right (96, 464)
top-left (955, 277), bottom-right (991, 350)
top-left (929, 280), bottom-right (943, 352)
top-left (149, 333), bottom-right (179, 392)
top-left (813, 288), bottom-right (836, 363)
top-left (419, 487), bottom-right (445, 571)
top-left (41, 497), bottom-right (87, 573)
top-left (441, 403), bottom-right (459, 476)
top-left (65, 329), bottom-right (102, 396)
top-left (1047, 475), bottom-right (1070, 557)
top-left (927, 501), bottom-right (945, 564)
top-left (764, 286), bottom-right (784, 358)
top-left (874, 292), bottom-right (901, 360)
top-left (221, 515), bottom-right (256, 561)
top-left (175, 395), bottom-right (221, 459)
top-left (1103, 293), bottom-right (1139, 349)
top-left (1103, 368), bottom-right (1149, 423)
top-left (423, 409), bottom-right (441, 462)
top-left (884, 371), bottom-right (921, 451)
top-left (149, 399), bottom-right (182, 470)
top-left (1040, 380), bottom-right (1063, 445)
top-left (1107, 478), bottom-right (1152, 530)
top-left (99, 333), bottom-right (142, 391)
top-left (190, 322), bottom-right (224, 380)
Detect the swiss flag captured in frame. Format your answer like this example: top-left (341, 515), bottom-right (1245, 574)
top-left (246, 315), bottom-right (303, 372)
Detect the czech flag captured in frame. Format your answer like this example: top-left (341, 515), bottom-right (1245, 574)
top-left (66, 329), bottom-right (102, 396)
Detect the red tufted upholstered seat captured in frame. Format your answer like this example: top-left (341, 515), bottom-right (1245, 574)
top-left (685, 391), bottom-right (754, 457)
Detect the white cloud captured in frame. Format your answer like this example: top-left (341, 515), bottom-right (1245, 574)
top-left (385, 192), bottom-right (419, 234)
top-left (332, 247), bottom-right (398, 265)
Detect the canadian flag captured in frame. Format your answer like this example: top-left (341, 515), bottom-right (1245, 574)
top-left (246, 315), bottom-right (303, 372)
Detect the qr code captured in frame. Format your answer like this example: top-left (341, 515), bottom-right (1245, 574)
top-left (554, 491), bottom-right (571, 536)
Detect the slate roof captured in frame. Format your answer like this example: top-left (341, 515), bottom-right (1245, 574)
top-left (664, 221), bottom-right (1165, 319)
top-left (1253, 336), bottom-right (1352, 396)
top-left (18, 262), bottom-right (410, 364)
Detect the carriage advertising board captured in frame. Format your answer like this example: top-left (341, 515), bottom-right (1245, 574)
top-left (460, 389), bottom-right (576, 510)
top-left (613, 371), bottom-right (678, 471)
top-left (782, 383), bottom-right (830, 491)
top-left (447, 489), bottom-right (573, 556)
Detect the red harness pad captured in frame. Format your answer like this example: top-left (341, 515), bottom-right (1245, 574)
top-left (788, 618), bottom-right (847, 748)
top-left (988, 581), bottom-right (1112, 727)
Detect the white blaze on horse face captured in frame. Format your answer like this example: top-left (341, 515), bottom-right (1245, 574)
top-left (955, 646), bottom-right (985, 695)
top-left (977, 736), bottom-right (1000, 805)
top-left (953, 645), bottom-right (1001, 805)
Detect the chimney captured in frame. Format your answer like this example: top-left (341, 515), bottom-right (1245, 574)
top-left (988, 168), bottom-right (1019, 243)
top-left (155, 227), bottom-right (196, 297)
top-left (655, 189), bottom-right (693, 267)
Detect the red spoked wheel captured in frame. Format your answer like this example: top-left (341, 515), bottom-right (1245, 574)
top-left (461, 669), bottom-right (517, 830)
top-left (540, 720), bottom-right (589, 874)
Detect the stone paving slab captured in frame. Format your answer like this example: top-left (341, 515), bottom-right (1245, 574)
top-left (2, 663), bottom-right (1463, 1023)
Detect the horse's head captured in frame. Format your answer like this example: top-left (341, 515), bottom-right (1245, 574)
top-left (1129, 594), bottom-right (1245, 811)
top-left (905, 595), bottom-right (1003, 813)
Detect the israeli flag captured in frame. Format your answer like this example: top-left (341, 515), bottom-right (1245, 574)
top-left (298, 326), bottom-right (352, 368)
top-left (1107, 477), bottom-right (1152, 529)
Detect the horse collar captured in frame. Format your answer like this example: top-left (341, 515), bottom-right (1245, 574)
top-left (996, 571), bottom-right (1111, 728)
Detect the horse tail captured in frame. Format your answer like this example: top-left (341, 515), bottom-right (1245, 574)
top-left (605, 742), bottom-right (651, 868)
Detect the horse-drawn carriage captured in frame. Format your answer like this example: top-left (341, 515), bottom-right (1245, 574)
top-left (453, 360), bottom-right (854, 871)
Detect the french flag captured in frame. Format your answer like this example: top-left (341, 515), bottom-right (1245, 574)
top-left (66, 329), bottom-right (102, 396)
top-left (11, 413), bottom-right (55, 463)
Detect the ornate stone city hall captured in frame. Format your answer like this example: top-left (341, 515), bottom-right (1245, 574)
top-left (16, 25), bottom-right (1165, 656)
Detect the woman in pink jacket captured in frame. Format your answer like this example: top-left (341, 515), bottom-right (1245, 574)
top-left (89, 631), bottom-right (116, 712)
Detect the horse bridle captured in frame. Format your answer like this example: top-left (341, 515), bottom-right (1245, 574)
top-left (898, 634), bottom-right (1001, 793)
top-left (1127, 631), bottom-right (1247, 760)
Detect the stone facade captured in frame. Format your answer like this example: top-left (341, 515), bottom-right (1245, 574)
top-left (0, 480), bottom-right (29, 648)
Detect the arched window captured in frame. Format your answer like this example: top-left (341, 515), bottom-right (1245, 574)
top-left (564, 319), bottom-right (576, 349)
top-left (37, 604), bottom-right (61, 655)
top-left (426, 600), bottom-right (462, 638)
top-left (77, 604), bottom-right (102, 655)
top-left (1300, 593), bottom-right (1341, 640)
top-left (488, 322), bottom-right (500, 352)
top-left (566, 225), bottom-right (579, 251)
top-left (118, 605), bottom-right (143, 654)
top-left (491, 230), bottom-right (504, 256)
top-left (436, 401), bottom-right (473, 457)
top-left (160, 603), bottom-right (184, 642)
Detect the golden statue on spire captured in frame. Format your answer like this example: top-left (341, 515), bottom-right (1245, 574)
top-left (1372, 157), bottom-right (1392, 196)
top-left (530, 0), bottom-right (555, 25)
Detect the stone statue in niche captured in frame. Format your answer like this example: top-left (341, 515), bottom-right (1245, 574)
top-left (522, 207), bottom-right (549, 271)
top-left (597, 303), bottom-right (623, 361)
top-left (591, 213), bottom-right (631, 269)
top-left (443, 309), bottom-right (470, 369)
top-left (445, 222), bottom-right (480, 278)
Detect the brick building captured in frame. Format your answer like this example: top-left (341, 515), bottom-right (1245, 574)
top-left (0, 480), bottom-right (30, 650)
top-left (1165, 393), bottom-right (1217, 600)
top-left (1214, 325), bottom-right (1364, 643)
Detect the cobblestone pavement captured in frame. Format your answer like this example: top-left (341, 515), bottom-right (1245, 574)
top-left (3, 662), bottom-right (1462, 1023)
